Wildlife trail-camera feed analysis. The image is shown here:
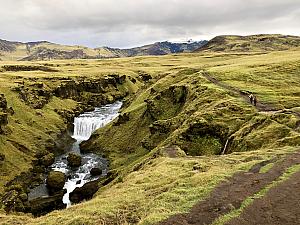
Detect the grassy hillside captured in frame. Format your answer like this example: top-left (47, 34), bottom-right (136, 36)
top-left (196, 34), bottom-right (300, 52)
top-left (0, 47), bottom-right (300, 224)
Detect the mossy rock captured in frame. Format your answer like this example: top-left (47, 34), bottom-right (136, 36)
top-left (46, 171), bottom-right (66, 193)
top-left (67, 153), bottom-right (82, 167)
top-left (40, 153), bottom-right (55, 167)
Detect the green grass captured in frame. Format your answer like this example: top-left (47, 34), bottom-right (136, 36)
top-left (259, 162), bottom-right (275, 173)
top-left (0, 47), bottom-right (300, 224)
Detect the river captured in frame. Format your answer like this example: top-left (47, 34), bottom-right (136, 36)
top-left (28, 101), bottom-right (122, 207)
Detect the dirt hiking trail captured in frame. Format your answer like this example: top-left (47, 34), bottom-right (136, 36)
top-left (160, 150), bottom-right (300, 225)
top-left (225, 168), bottom-right (300, 225)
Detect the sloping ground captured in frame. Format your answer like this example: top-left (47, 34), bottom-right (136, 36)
top-left (160, 150), bottom-right (300, 225)
top-left (0, 48), bottom-right (300, 224)
top-left (196, 34), bottom-right (300, 52)
top-left (225, 167), bottom-right (300, 225)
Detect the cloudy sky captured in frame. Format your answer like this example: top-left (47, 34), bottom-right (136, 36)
top-left (0, 0), bottom-right (299, 48)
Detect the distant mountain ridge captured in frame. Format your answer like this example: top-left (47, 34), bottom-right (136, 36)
top-left (195, 34), bottom-right (300, 52)
top-left (0, 39), bottom-right (208, 61)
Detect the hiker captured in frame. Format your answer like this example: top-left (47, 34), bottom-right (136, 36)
top-left (248, 94), bottom-right (253, 104)
top-left (253, 95), bottom-right (257, 106)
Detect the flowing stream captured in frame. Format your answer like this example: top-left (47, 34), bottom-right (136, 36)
top-left (29, 101), bottom-right (122, 207)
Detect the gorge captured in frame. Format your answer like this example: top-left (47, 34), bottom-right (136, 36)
top-left (27, 101), bottom-right (122, 213)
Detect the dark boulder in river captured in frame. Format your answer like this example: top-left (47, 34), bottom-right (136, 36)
top-left (67, 152), bottom-right (82, 167)
top-left (69, 180), bottom-right (99, 203)
top-left (90, 167), bottom-right (102, 176)
top-left (28, 190), bottom-right (66, 216)
top-left (46, 171), bottom-right (66, 193)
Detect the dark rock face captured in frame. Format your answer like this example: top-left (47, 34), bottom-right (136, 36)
top-left (0, 94), bottom-right (8, 133)
top-left (179, 119), bottom-right (229, 156)
top-left (22, 48), bottom-right (89, 61)
top-left (0, 94), bottom-right (7, 109)
top-left (2, 65), bottom-right (58, 72)
top-left (69, 180), bottom-right (99, 203)
top-left (46, 171), bottom-right (66, 193)
top-left (114, 113), bottom-right (130, 126)
top-left (2, 189), bottom-right (29, 213)
top-left (90, 167), bottom-right (102, 176)
top-left (12, 75), bottom-right (128, 109)
top-left (0, 152), bottom-right (5, 163)
top-left (138, 71), bottom-right (152, 82)
top-left (2, 169), bottom-right (44, 213)
top-left (67, 153), bottom-right (82, 167)
top-left (28, 190), bottom-right (66, 216)
top-left (146, 85), bottom-right (188, 121)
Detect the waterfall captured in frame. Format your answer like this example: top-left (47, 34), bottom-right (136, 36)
top-left (52, 100), bottom-right (122, 206)
top-left (72, 101), bottom-right (122, 141)
top-left (73, 116), bottom-right (104, 140)
top-left (29, 101), bottom-right (123, 208)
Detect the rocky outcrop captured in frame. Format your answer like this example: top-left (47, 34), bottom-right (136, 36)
top-left (46, 171), bottom-right (66, 193)
top-left (2, 189), bottom-right (30, 213)
top-left (2, 65), bottom-right (58, 72)
top-left (178, 119), bottom-right (229, 156)
top-left (146, 85), bottom-right (188, 120)
top-left (0, 94), bottom-right (8, 133)
top-left (0, 152), bottom-right (5, 163)
top-left (67, 153), bottom-right (82, 167)
top-left (69, 180), bottom-right (99, 203)
top-left (12, 75), bottom-right (128, 109)
top-left (22, 48), bottom-right (89, 61)
top-left (113, 112), bottom-right (130, 126)
top-left (138, 71), bottom-right (152, 82)
top-left (28, 190), bottom-right (66, 216)
top-left (0, 112), bottom-right (8, 134)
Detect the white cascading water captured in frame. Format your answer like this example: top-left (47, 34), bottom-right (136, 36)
top-left (73, 102), bottom-right (122, 141)
top-left (50, 101), bottom-right (122, 207)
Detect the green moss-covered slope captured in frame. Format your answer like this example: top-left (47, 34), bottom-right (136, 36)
top-left (0, 47), bottom-right (300, 224)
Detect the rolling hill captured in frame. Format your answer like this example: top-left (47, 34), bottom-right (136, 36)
top-left (196, 34), bottom-right (300, 52)
top-left (0, 39), bottom-right (207, 61)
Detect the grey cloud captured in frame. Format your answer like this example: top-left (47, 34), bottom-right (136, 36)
top-left (0, 0), bottom-right (299, 47)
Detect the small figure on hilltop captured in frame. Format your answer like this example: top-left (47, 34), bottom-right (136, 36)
top-left (248, 94), bottom-right (254, 104)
